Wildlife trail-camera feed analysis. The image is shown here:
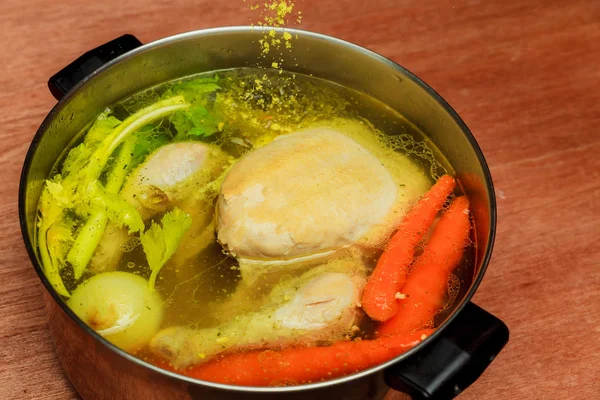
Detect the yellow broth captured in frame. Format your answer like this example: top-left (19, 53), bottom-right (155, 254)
top-left (36, 68), bottom-right (474, 383)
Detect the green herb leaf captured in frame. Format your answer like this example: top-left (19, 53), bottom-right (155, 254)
top-left (164, 75), bottom-right (221, 104)
top-left (45, 178), bottom-right (71, 207)
top-left (84, 112), bottom-right (121, 146)
top-left (131, 124), bottom-right (171, 167)
top-left (61, 143), bottom-right (92, 177)
top-left (140, 208), bottom-right (192, 291)
top-left (86, 181), bottom-right (144, 234)
top-left (171, 105), bottom-right (220, 140)
top-left (37, 184), bottom-right (71, 297)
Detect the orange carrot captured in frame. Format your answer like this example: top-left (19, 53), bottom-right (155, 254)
top-left (183, 330), bottom-right (432, 386)
top-left (361, 174), bottom-right (456, 321)
top-left (377, 196), bottom-right (471, 337)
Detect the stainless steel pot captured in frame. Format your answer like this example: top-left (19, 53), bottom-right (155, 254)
top-left (19, 27), bottom-right (508, 400)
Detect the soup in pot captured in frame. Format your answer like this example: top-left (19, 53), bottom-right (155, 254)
top-left (36, 69), bottom-right (474, 386)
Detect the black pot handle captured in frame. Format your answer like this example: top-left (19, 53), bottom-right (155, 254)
top-left (384, 302), bottom-right (509, 399)
top-left (48, 34), bottom-right (143, 101)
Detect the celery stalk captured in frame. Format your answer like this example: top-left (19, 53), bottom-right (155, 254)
top-left (82, 96), bottom-right (189, 187)
top-left (67, 96), bottom-right (189, 280)
top-left (38, 224), bottom-right (71, 297)
top-left (67, 212), bottom-right (109, 279)
top-left (38, 96), bottom-right (191, 294)
top-left (67, 135), bottom-right (134, 279)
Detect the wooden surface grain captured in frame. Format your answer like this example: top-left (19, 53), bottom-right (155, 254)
top-left (0, 0), bottom-right (598, 399)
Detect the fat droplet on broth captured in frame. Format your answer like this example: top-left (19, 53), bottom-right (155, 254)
top-left (121, 237), bottom-right (141, 253)
top-left (442, 273), bottom-right (461, 314)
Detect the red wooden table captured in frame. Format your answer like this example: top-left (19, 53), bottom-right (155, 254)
top-left (1, 0), bottom-right (598, 399)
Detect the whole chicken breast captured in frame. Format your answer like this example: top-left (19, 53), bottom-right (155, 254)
top-left (217, 128), bottom-right (398, 261)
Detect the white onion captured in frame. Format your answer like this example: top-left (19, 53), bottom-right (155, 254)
top-left (67, 271), bottom-right (163, 352)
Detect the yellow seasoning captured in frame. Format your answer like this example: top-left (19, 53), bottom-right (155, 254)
top-left (244, 0), bottom-right (302, 60)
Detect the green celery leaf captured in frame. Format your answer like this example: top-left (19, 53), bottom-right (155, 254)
top-left (86, 182), bottom-right (144, 234)
top-left (131, 124), bottom-right (171, 167)
top-left (171, 105), bottom-right (219, 140)
top-left (44, 178), bottom-right (71, 207)
top-left (84, 112), bottom-right (121, 146)
top-left (140, 208), bottom-right (192, 291)
top-left (37, 184), bottom-right (71, 297)
top-left (61, 143), bottom-right (92, 178)
top-left (163, 75), bottom-right (220, 104)
top-left (47, 218), bottom-right (76, 270)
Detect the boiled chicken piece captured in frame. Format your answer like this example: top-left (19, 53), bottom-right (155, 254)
top-left (121, 142), bottom-right (214, 219)
top-left (217, 124), bottom-right (430, 283)
top-left (90, 142), bottom-right (226, 273)
top-left (218, 128), bottom-right (397, 259)
top-left (149, 260), bottom-right (366, 369)
top-left (88, 223), bottom-right (130, 275)
top-left (206, 247), bottom-right (366, 322)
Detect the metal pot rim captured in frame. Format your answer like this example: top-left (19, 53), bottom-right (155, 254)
top-left (19, 25), bottom-right (497, 394)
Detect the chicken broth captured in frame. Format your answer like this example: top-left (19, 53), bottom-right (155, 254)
top-left (36, 68), bottom-right (474, 385)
